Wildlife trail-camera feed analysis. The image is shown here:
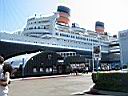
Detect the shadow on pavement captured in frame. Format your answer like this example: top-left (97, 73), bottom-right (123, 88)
top-left (84, 91), bottom-right (107, 95)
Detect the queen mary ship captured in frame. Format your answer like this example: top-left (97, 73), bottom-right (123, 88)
top-left (0, 6), bottom-right (110, 59)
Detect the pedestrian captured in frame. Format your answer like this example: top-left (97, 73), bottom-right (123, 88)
top-left (0, 56), bottom-right (4, 72)
top-left (0, 56), bottom-right (4, 79)
top-left (85, 66), bottom-right (88, 74)
top-left (0, 63), bottom-right (13, 96)
top-left (74, 68), bottom-right (78, 75)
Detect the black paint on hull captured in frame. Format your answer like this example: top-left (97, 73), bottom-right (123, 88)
top-left (0, 41), bottom-right (91, 59)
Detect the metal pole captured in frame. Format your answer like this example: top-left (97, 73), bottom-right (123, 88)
top-left (92, 41), bottom-right (95, 72)
top-left (22, 58), bottom-right (24, 77)
top-left (92, 58), bottom-right (95, 72)
top-left (98, 35), bottom-right (101, 71)
top-left (96, 58), bottom-right (99, 71)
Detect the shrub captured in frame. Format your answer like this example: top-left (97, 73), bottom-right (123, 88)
top-left (92, 72), bottom-right (128, 93)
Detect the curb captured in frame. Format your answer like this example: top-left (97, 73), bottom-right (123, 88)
top-left (11, 73), bottom-right (87, 81)
top-left (72, 84), bottom-right (128, 96)
top-left (87, 87), bottom-right (128, 96)
top-left (11, 74), bottom-right (70, 81)
top-left (95, 89), bottom-right (128, 96)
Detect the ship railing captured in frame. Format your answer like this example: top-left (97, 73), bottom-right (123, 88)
top-left (71, 27), bottom-right (86, 33)
top-left (41, 34), bottom-right (52, 39)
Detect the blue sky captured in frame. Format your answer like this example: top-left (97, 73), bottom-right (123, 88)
top-left (0, 0), bottom-right (128, 35)
top-left (0, 0), bottom-right (58, 33)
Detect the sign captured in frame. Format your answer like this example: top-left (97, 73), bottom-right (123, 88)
top-left (93, 46), bottom-right (100, 54)
top-left (93, 46), bottom-right (101, 58)
top-left (119, 31), bottom-right (128, 38)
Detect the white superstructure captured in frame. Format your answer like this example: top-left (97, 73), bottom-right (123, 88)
top-left (0, 12), bottom-right (111, 53)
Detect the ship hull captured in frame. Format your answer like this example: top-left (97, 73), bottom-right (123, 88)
top-left (0, 41), bottom-right (93, 59)
top-left (0, 41), bottom-right (43, 59)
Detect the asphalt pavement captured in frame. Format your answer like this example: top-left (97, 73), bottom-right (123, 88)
top-left (9, 73), bottom-right (128, 96)
top-left (9, 73), bottom-right (95, 96)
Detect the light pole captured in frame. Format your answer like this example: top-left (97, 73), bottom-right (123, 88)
top-left (96, 35), bottom-right (101, 71)
top-left (92, 40), bottom-right (95, 72)
top-left (92, 36), bottom-right (101, 72)
top-left (22, 58), bottom-right (25, 77)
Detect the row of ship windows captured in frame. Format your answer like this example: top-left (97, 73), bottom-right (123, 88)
top-left (58, 33), bottom-right (109, 44)
top-left (52, 39), bottom-right (108, 49)
top-left (50, 44), bottom-right (108, 51)
top-left (25, 24), bottom-right (51, 30)
top-left (25, 32), bottom-right (51, 36)
top-left (24, 26), bottom-right (50, 30)
top-left (28, 20), bottom-right (50, 25)
top-left (9, 38), bottom-right (108, 48)
top-left (59, 39), bottom-right (92, 45)
top-left (56, 28), bottom-right (84, 35)
top-left (56, 33), bottom-right (99, 42)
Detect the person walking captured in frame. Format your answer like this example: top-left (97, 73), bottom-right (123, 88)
top-left (85, 66), bottom-right (88, 74)
top-left (0, 56), bottom-right (4, 76)
top-left (0, 57), bottom-right (13, 96)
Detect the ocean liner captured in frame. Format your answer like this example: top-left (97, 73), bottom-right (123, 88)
top-left (0, 6), bottom-right (111, 59)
